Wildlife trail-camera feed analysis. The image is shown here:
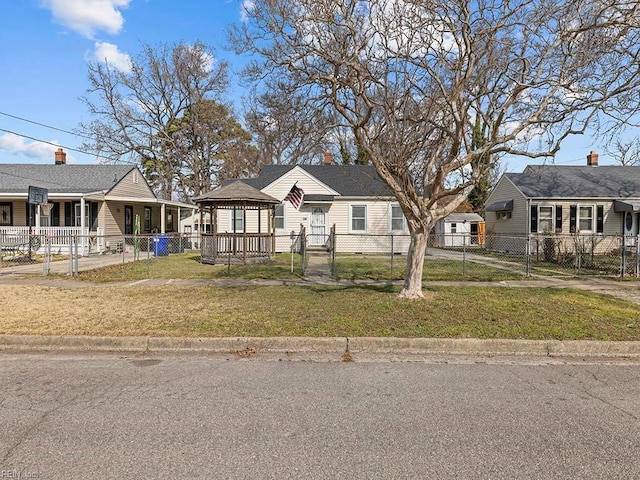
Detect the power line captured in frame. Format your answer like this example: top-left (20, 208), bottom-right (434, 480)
top-left (0, 128), bottom-right (96, 157)
top-left (0, 110), bottom-right (94, 140)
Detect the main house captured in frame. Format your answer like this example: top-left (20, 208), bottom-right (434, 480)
top-left (196, 153), bottom-right (494, 259)
top-left (485, 151), bottom-right (640, 252)
top-left (0, 148), bottom-right (196, 255)
top-left (197, 154), bottom-right (411, 255)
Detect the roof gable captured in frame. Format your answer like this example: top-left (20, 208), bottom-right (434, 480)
top-left (0, 164), bottom-right (137, 194)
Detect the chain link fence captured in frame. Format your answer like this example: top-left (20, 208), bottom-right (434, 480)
top-left (3, 230), bottom-right (640, 280)
top-left (324, 233), bottom-right (640, 280)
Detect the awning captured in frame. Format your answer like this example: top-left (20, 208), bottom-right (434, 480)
top-left (485, 199), bottom-right (513, 212)
top-left (614, 200), bottom-right (640, 212)
top-left (303, 194), bottom-right (335, 203)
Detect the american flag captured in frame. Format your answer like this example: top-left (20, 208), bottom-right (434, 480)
top-left (284, 184), bottom-right (304, 210)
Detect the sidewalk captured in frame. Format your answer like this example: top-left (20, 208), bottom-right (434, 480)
top-left (0, 252), bottom-right (141, 276)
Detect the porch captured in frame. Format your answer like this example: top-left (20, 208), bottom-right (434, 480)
top-left (0, 226), bottom-right (100, 256)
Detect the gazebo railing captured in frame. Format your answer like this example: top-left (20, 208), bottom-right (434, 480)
top-left (201, 232), bottom-right (274, 264)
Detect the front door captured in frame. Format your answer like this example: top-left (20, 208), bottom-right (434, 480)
top-left (309, 207), bottom-right (326, 246)
top-left (470, 223), bottom-right (479, 245)
top-left (124, 205), bottom-right (134, 235)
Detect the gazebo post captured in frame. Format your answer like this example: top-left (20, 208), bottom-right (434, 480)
top-left (242, 202), bottom-right (247, 264)
top-left (258, 207), bottom-right (262, 257)
top-left (212, 205), bottom-right (218, 262)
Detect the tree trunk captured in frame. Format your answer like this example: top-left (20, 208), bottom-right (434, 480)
top-left (399, 228), bottom-right (428, 299)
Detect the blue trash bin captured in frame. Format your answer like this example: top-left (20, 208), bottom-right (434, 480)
top-left (153, 234), bottom-right (169, 257)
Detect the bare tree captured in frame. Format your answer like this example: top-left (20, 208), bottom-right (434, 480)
top-left (604, 136), bottom-right (640, 166)
top-left (79, 41), bottom-right (228, 200)
top-left (243, 80), bottom-right (332, 165)
top-left (231, 0), bottom-right (640, 299)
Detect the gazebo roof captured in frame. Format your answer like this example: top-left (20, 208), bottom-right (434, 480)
top-left (194, 180), bottom-right (280, 207)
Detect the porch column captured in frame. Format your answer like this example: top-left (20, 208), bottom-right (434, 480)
top-left (35, 204), bottom-right (41, 232)
top-left (160, 202), bottom-right (166, 234)
top-left (80, 197), bottom-right (86, 254)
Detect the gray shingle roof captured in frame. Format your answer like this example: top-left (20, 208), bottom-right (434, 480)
top-left (507, 165), bottom-right (640, 199)
top-left (242, 164), bottom-right (394, 197)
top-left (0, 164), bottom-right (136, 194)
top-left (444, 213), bottom-right (484, 223)
top-left (194, 180), bottom-right (279, 205)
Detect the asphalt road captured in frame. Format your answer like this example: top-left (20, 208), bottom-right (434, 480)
top-left (1, 353), bottom-right (639, 479)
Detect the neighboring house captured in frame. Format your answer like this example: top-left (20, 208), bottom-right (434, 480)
top-left (434, 213), bottom-right (485, 247)
top-left (485, 151), bottom-right (640, 252)
top-left (0, 148), bottom-right (196, 254)
top-left (206, 155), bottom-right (410, 254)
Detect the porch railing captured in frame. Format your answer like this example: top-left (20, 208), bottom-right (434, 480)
top-left (0, 226), bottom-right (85, 250)
top-left (201, 232), bottom-right (274, 264)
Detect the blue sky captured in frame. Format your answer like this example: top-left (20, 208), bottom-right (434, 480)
top-left (0, 0), bottom-right (615, 171)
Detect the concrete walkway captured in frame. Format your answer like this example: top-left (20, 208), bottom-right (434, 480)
top-left (0, 252), bottom-right (142, 276)
top-left (304, 251), bottom-right (332, 277)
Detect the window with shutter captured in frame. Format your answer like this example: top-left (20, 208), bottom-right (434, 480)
top-left (555, 205), bottom-right (562, 233)
top-left (596, 205), bottom-right (604, 233)
top-left (530, 205), bottom-right (538, 233)
top-left (569, 205), bottom-right (577, 233)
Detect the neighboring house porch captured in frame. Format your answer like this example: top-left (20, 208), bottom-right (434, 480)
top-left (0, 149), bottom-right (196, 256)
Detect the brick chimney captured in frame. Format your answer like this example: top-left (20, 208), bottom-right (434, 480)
top-left (587, 150), bottom-right (598, 166)
top-left (54, 147), bottom-right (67, 165)
top-left (323, 149), bottom-right (332, 165)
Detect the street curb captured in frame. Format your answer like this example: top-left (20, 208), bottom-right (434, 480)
top-left (1, 335), bottom-right (640, 358)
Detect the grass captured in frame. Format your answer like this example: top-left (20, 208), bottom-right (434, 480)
top-left (334, 255), bottom-right (526, 281)
top-left (73, 252), bottom-right (527, 283)
top-left (0, 283), bottom-right (638, 340)
top-left (75, 253), bottom-right (304, 282)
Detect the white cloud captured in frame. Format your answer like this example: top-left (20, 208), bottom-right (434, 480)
top-left (0, 133), bottom-right (74, 162)
top-left (93, 41), bottom-right (132, 72)
top-left (41, 0), bottom-right (130, 38)
top-left (240, 0), bottom-right (255, 22)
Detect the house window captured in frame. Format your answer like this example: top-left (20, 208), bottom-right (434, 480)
top-left (390, 205), bottom-right (406, 232)
top-left (351, 205), bottom-right (367, 232)
top-left (40, 204), bottom-right (51, 227)
top-left (496, 211), bottom-right (511, 220)
top-left (274, 204), bottom-right (285, 230)
top-left (144, 207), bottom-right (152, 233)
top-left (230, 208), bottom-right (244, 232)
top-left (579, 206), bottom-right (593, 231)
top-left (450, 223), bottom-right (457, 233)
top-left (539, 206), bottom-right (553, 233)
top-left (0, 203), bottom-right (13, 226)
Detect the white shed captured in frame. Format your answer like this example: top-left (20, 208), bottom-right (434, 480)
top-left (434, 213), bottom-right (485, 247)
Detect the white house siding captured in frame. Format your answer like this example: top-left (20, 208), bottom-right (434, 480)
top-left (214, 199), bottom-right (404, 254)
